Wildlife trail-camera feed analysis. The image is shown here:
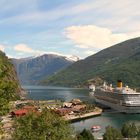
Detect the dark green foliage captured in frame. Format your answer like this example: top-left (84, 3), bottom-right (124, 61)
top-left (85, 104), bottom-right (95, 113)
top-left (43, 37), bottom-right (140, 88)
top-left (0, 122), bottom-right (3, 135)
top-left (103, 126), bottom-right (123, 140)
top-left (12, 110), bottom-right (74, 140)
top-left (121, 123), bottom-right (138, 138)
top-left (103, 123), bottom-right (140, 140)
top-left (0, 51), bottom-right (20, 115)
top-left (137, 126), bottom-right (140, 139)
top-left (121, 123), bottom-right (130, 138)
top-left (76, 129), bottom-right (95, 140)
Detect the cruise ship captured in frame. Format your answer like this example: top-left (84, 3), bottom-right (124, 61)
top-left (94, 80), bottom-right (140, 113)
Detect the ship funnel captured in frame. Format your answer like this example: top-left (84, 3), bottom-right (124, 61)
top-left (117, 80), bottom-right (122, 88)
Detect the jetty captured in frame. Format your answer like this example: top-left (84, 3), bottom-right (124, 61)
top-left (63, 108), bottom-right (102, 122)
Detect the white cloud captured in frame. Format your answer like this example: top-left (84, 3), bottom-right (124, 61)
top-left (14, 44), bottom-right (35, 53)
top-left (0, 0), bottom-right (140, 33)
top-left (13, 43), bottom-right (76, 58)
top-left (7, 54), bottom-right (14, 58)
top-left (0, 45), bottom-right (5, 51)
top-left (65, 25), bottom-right (140, 50)
top-left (14, 43), bottom-right (47, 56)
top-left (85, 50), bottom-right (96, 55)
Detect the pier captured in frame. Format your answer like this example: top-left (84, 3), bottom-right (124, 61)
top-left (63, 108), bottom-right (102, 122)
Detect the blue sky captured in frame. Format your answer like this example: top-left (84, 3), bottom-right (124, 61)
top-left (0, 0), bottom-right (140, 58)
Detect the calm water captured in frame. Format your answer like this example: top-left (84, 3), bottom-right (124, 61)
top-left (23, 85), bottom-right (140, 138)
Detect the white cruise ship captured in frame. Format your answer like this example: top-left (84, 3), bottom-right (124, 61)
top-left (94, 80), bottom-right (140, 113)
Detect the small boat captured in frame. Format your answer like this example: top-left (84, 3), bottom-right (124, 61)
top-left (91, 125), bottom-right (101, 132)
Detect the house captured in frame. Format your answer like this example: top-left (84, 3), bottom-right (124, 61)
top-left (11, 109), bottom-right (28, 117)
top-left (70, 99), bottom-right (82, 105)
top-left (72, 105), bottom-right (86, 113)
top-left (63, 102), bottom-right (72, 108)
top-left (55, 108), bottom-right (73, 116)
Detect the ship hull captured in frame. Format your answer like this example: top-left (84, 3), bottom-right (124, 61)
top-left (95, 97), bottom-right (140, 114)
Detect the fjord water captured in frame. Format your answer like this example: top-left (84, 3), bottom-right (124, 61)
top-left (23, 85), bottom-right (140, 137)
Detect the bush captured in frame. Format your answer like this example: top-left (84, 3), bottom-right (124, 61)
top-left (121, 123), bottom-right (138, 138)
top-left (76, 129), bottom-right (95, 140)
top-left (12, 110), bottom-right (74, 140)
top-left (103, 126), bottom-right (123, 140)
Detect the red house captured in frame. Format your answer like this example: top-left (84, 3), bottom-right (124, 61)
top-left (11, 109), bottom-right (28, 117)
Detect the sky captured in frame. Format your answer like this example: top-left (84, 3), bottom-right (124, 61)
top-left (0, 0), bottom-right (140, 59)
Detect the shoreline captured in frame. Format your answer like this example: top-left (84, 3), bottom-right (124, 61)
top-left (63, 109), bottom-right (102, 122)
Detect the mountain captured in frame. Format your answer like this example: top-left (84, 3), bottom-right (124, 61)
top-left (12, 54), bottom-right (79, 85)
top-left (0, 51), bottom-right (21, 93)
top-left (42, 37), bottom-right (140, 88)
top-left (0, 51), bottom-right (21, 115)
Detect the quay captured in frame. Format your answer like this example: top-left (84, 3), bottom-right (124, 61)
top-left (63, 108), bottom-right (102, 122)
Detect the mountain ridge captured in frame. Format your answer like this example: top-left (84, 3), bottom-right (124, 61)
top-left (0, 51), bottom-right (21, 115)
top-left (12, 53), bottom-right (79, 85)
top-left (42, 37), bottom-right (140, 88)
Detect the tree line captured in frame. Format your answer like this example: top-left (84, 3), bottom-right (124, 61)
top-left (103, 123), bottom-right (140, 140)
top-left (11, 110), bottom-right (140, 140)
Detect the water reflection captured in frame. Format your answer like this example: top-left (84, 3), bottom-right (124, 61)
top-left (23, 85), bottom-right (140, 137)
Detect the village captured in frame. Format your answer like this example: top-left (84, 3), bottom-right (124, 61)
top-left (0, 99), bottom-right (102, 139)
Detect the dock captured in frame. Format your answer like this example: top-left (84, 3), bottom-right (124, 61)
top-left (63, 108), bottom-right (102, 122)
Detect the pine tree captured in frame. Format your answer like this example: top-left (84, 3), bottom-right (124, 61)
top-left (12, 110), bottom-right (74, 140)
top-left (76, 129), bottom-right (95, 140)
top-left (121, 123), bottom-right (137, 138)
top-left (103, 126), bottom-right (123, 140)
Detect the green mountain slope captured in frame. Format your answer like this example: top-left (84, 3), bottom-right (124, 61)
top-left (42, 37), bottom-right (140, 88)
top-left (0, 51), bottom-right (20, 115)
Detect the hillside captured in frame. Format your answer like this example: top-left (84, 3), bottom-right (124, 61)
top-left (42, 37), bottom-right (140, 88)
top-left (0, 51), bottom-right (20, 115)
top-left (12, 54), bottom-right (78, 85)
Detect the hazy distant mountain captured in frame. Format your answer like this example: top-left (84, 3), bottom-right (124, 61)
top-left (42, 37), bottom-right (140, 88)
top-left (12, 54), bottom-right (79, 85)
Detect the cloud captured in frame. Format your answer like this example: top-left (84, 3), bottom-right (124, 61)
top-left (0, 0), bottom-right (140, 34)
top-left (0, 0), bottom-right (38, 14)
top-left (65, 25), bottom-right (140, 50)
top-left (14, 43), bottom-right (49, 56)
top-left (6, 54), bottom-right (14, 58)
top-left (0, 45), bottom-right (5, 51)
top-left (85, 50), bottom-right (96, 55)
top-left (13, 43), bottom-right (74, 58)
top-left (14, 44), bottom-right (35, 53)
top-left (14, 43), bottom-right (47, 54)
top-left (1, 0), bottom-right (140, 59)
